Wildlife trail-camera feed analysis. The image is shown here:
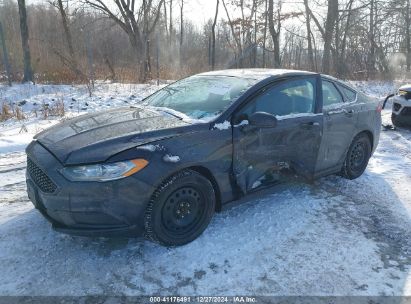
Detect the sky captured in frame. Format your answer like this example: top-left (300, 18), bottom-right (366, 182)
top-left (184, 0), bottom-right (219, 24)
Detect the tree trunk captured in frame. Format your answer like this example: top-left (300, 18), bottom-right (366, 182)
top-left (56, 0), bottom-right (80, 77)
top-left (322, 0), bottom-right (338, 74)
top-left (180, 0), bottom-right (184, 66)
top-left (0, 21), bottom-right (12, 86)
top-left (222, 0), bottom-right (242, 66)
top-left (169, 0), bottom-right (173, 45)
top-left (303, 0), bottom-right (315, 71)
top-left (367, 0), bottom-right (376, 78)
top-left (164, 0), bottom-right (168, 39)
top-left (17, 0), bottom-right (33, 82)
top-left (268, 0), bottom-right (280, 67)
top-left (337, 0), bottom-right (354, 78)
top-left (262, 0), bottom-right (268, 68)
top-left (253, 0), bottom-right (257, 67)
top-left (211, 0), bottom-right (219, 70)
top-left (406, 0), bottom-right (410, 72)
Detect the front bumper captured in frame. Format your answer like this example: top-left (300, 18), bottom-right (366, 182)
top-left (26, 141), bottom-right (154, 237)
top-left (392, 95), bottom-right (411, 125)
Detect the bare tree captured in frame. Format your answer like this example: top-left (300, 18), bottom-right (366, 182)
top-left (335, 0), bottom-right (354, 77)
top-left (179, 0), bottom-right (184, 65)
top-left (49, 0), bottom-right (81, 77)
top-left (322, 0), bottom-right (338, 74)
top-left (83, 0), bottom-right (164, 82)
top-left (0, 21), bottom-right (12, 86)
top-left (222, 0), bottom-right (242, 65)
top-left (268, 0), bottom-right (281, 67)
top-left (406, 0), bottom-right (411, 71)
top-left (211, 0), bottom-right (219, 70)
top-left (303, 0), bottom-right (315, 71)
top-left (262, 0), bottom-right (268, 67)
top-left (169, 0), bottom-right (173, 44)
top-left (367, 0), bottom-right (377, 76)
top-left (17, 0), bottom-right (33, 82)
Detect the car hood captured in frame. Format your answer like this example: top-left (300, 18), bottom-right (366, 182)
top-left (399, 84), bottom-right (411, 93)
top-left (34, 107), bottom-right (192, 165)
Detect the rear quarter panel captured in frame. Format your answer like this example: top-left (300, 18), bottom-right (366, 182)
top-left (355, 92), bottom-right (381, 154)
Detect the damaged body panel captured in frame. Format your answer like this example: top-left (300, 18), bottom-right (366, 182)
top-left (26, 69), bottom-right (381, 244)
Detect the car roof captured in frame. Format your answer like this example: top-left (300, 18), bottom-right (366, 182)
top-left (197, 68), bottom-right (318, 80)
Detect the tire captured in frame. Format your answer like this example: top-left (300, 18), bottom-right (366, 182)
top-left (144, 169), bottom-right (215, 246)
top-left (340, 133), bottom-right (372, 180)
top-left (391, 113), bottom-right (403, 127)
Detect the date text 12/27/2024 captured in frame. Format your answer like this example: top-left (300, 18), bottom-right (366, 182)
top-left (149, 296), bottom-right (257, 303)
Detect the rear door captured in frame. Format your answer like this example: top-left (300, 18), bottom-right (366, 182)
top-left (232, 76), bottom-right (323, 193)
top-left (316, 79), bottom-right (358, 172)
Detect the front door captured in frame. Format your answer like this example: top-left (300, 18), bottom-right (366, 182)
top-left (232, 76), bottom-right (323, 193)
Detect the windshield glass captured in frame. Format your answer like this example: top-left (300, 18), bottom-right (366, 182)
top-left (140, 75), bottom-right (257, 121)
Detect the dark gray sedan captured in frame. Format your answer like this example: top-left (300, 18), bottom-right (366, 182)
top-left (26, 69), bottom-right (382, 246)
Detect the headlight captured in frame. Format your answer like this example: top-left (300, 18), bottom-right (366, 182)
top-left (399, 90), bottom-right (408, 96)
top-left (60, 159), bottom-right (148, 182)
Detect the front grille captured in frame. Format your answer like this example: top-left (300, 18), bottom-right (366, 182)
top-left (401, 106), bottom-right (411, 116)
top-left (27, 157), bottom-right (57, 193)
top-left (393, 103), bottom-right (402, 112)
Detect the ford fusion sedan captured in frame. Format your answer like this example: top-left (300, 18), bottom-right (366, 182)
top-left (26, 69), bottom-right (382, 246)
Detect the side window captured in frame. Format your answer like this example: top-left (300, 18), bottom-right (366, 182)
top-left (322, 80), bottom-right (344, 107)
top-left (336, 83), bottom-right (357, 102)
top-left (240, 78), bottom-right (316, 118)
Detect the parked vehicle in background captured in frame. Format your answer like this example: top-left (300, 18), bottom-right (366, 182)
top-left (25, 69), bottom-right (382, 246)
top-left (390, 84), bottom-right (411, 127)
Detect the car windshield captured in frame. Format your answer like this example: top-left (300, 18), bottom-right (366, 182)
top-left (140, 75), bottom-right (257, 121)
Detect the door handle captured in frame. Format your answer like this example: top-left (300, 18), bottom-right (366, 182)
top-left (300, 121), bottom-right (320, 129)
top-left (343, 109), bottom-right (355, 116)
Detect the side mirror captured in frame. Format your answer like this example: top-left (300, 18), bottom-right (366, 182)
top-left (248, 111), bottom-right (278, 128)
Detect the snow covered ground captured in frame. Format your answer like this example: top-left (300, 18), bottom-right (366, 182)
top-left (0, 80), bottom-right (410, 296)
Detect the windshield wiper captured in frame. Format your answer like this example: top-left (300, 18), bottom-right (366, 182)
top-left (155, 108), bottom-right (184, 120)
top-left (197, 110), bottom-right (222, 119)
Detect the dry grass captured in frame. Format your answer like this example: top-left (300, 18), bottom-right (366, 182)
top-left (42, 98), bottom-right (65, 119)
top-left (14, 106), bottom-right (25, 120)
top-left (0, 103), bottom-right (12, 122)
top-left (0, 102), bottom-right (26, 122)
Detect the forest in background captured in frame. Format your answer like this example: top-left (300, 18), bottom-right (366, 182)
top-left (0, 0), bottom-right (410, 85)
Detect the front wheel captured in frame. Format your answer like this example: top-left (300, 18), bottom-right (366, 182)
top-left (144, 170), bottom-right (215, 246)
top-left (340, 133), bottom-right (372, 180)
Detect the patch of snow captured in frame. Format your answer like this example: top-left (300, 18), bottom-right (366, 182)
top-left (276, 112), bottom-right (323, 120)
top-left (137, 144), bottom-right (157, 152)
top-left (213, 121), bottom-right (231, 130)
top-left (251, 180), bottom-right (262, 189)
top-left (137, 144), bottom-right (165, 152)
top-left (163, 154), bottom-right (181, 163)
top-left (234, 120), bottom-right (249, 127)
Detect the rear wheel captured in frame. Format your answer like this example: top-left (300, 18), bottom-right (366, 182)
top-left (144, 170), bottom-right (215, 246)
top-left (340, 133), bottom-right (372, 180)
